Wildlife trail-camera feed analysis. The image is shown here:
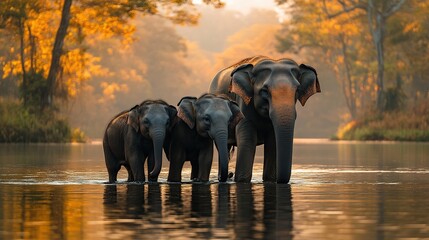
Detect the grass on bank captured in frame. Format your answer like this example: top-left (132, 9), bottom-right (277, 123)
top-left (335, 100), bottom-right (429, 141)
top-left (0, 100), bottom-right (86, 143)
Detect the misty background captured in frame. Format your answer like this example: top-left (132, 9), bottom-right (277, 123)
top-left (66, 4), bottom-right (342, 139)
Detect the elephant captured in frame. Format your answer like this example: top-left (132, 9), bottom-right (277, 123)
top-left (165, 93), bottom-right (244, 183)
top-left (103, 100), bottom-right (177, 183)
top-left (209, 56), bottom-right (321, 183)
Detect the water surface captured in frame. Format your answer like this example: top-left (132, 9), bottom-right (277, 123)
top-left (1, 140), bottom-right (429, 239)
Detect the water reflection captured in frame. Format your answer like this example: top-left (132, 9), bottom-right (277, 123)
top-left (0, 184), bottom-right (104, 239)
top-left (100, 183), bottom-right (293, 239)
top-left (1, 141), bottom-right (429, 239)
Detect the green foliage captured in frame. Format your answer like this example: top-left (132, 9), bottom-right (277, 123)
top-left (22, 71), bottom-right (48, 111)
top-left (0, 100), bottom-right (84, 142)
top-left (340, 127), bottom-right (429, 141)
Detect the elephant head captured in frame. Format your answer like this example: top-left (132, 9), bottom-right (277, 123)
top-left (127, 100), bottom-right (177, 181)
top-left (230, 57), bottom-right (320, 183)
top-left (177, 94), bottom-right (244, 182)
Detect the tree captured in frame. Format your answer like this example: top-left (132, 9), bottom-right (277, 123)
top-left (0, 0), bottom-right (47, 106)
top-left (321, 0), bottom-right (406, 112)
top-left (44, 0), bottom-right (72, 109)
top-left (277, 1), bottom-right (370, 119)
top-left (276, 0), bottom-right (414, 119)
top-left (388, 0), bottom-right (429, 99)
top-left (1, 0), bottom-right (225, 111)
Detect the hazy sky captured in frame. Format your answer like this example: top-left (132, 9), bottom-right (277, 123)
top-left (222, 0), bottom-right (278, 13)
top-left (194, 0), bottom-right (284, 20)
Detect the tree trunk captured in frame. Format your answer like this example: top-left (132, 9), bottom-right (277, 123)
top-left (18, 18), bottom-right (27, 106)
top-left (340, 34), bottom-right (357, 119)
top-left (366, 0), bottom-right (406, 113)
top-left (374, 14), bottom-right (385, 112)
top-left (43, 0), bottom-right (72, 110)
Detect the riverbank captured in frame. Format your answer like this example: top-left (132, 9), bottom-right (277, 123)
top-left (0, 100), bottom-right (86, 143)
top-left (334, 109), bottom-right (429, 141)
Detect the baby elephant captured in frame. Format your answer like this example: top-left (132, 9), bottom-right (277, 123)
top-left (165, 94), bottom-right (244, 183)
top-left (103, 100), bottom-right (177, 183)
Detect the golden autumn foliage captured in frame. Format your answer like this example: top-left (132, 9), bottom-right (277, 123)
top-left (277, 0), bottom-right (429, 119)
top-left (0, 0), bottom-right (224, 108)
top-left (275, 0), bottom-right (429, 140)
top-left (0, 0), bottom-right (224, 142)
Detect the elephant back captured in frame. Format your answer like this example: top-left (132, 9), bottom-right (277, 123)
top-left (209, 56), bottom-right (270, 96)
top-left (229, 55), bottom-right (269, 73)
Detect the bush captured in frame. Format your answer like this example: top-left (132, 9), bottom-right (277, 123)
top-left (71, 128), bottom-right (87, 143)
top-left (0, 100), bottom-right (85, 143)
top-left (335, 99), bottom-right (429, 142)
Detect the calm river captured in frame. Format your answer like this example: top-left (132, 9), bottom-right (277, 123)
top-left (1, 139), bottom-right (429, 239)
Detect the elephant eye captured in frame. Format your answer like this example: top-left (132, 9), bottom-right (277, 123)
top-left (203, 115), bottom-right (211, 124)
top-left (143, 118), bottom-right (150, 126)
top-left (260, 88), bottom-right (270, 99)
top-left (165, 119), bottom-right (170, 127)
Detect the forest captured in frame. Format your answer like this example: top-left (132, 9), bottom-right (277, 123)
top-left (0, 0), bottom-right (428, 142)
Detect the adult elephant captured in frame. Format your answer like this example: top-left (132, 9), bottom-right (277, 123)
top-left (209, 56), bottom-right (321, 183)
top-left (103, 100), bottom-right (177, 183)
top-left (166, 94), bottom-right (243, 183)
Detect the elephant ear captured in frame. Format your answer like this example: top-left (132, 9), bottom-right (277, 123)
top-left (177, 96), bottom-right (197, 129)
top-left (127, 105), bottom-right (140, 132)
top-left (230, 64), bottom-right (254, 105)
top-left (166, 105), bottom-right (178, 120)
top-left (166, 104), bottom-right (178, 128)
top-left (297, 64), bottom-right (321, 106)
top-left (228, 100), bottom-right (244, 132)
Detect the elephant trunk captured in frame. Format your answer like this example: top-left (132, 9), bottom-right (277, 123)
top-left (213, 129), bottom-right (229, 182)
top-left (270, 104), bottom-right (296, 184)
top-left (149, 128), bottom-right (166, 181)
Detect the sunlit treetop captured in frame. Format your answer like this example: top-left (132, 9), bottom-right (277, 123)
top-left (0, 0), bottom-right (225, 109)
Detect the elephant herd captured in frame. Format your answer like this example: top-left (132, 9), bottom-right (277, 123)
top-left (103, 56), bottom-right (321, 184)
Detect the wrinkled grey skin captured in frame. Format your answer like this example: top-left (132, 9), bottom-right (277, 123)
top-left (165, 94), bottom-right (243, 183)
top-left (103, 100), bottom-right (177, 183)
top-left (209, 56), bottom-right (321, 183)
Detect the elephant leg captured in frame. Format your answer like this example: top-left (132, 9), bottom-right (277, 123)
top-left (197, 143), bottom-right (214, 182)
top-left (103, 145), bottom-right (120, 183)
top-left (234, 119), bottom-right (257, 183)
top-left (124, 163), bottom-right (134, 182)
top-left (263, 127), bottom-right (277, 182)
top-left (190, 156), bottom-right (199, 181)
top-left (128, 151), bottom-right (147, 182)
top-left (167, 145), bottom-right (186, 182)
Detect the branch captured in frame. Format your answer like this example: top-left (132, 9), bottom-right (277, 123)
top-left (323, 0), bottom-right (365, 19)
top-left (323, 0), bottom-right (359, 18)
top-left (383, 0), bottom-right (406, 18)
top-left (367, 0), bottom-right (375, 36)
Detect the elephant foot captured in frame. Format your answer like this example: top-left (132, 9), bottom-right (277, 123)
top-left (192, 178), bottom-right (210, 184)
top-left (132, 181), bottom-right (145, 184)
top-left (167, 179), bottom-right (181, 183)
top-left (234, 175), bottom-right (251, 183)
top-left (148, 178), bottom-right (158, 183)
top-left (218, 172), bottom-right (234, 182)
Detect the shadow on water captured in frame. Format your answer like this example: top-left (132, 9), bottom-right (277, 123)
top-left (102, 183), bottom-right (293, 239)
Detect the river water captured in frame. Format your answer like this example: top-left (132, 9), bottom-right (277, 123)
top-left (0, 139), bottom-right (428, 239)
